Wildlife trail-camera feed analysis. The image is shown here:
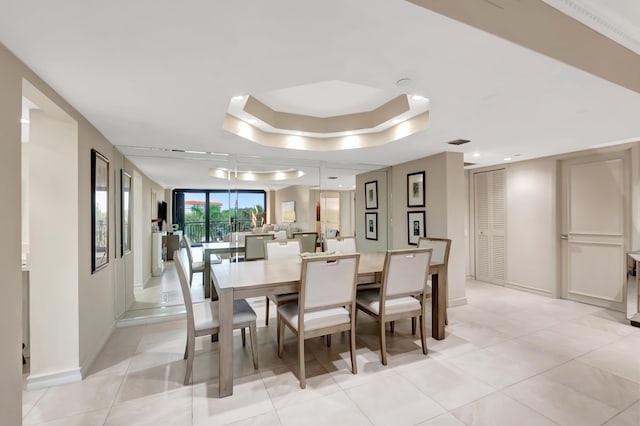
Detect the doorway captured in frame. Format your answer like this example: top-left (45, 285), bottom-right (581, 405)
top-left (560, 151), bottom-right (630, 311)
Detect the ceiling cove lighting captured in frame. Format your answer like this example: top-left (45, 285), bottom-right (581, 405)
top-left (208, 167), bottom-right (304, 182)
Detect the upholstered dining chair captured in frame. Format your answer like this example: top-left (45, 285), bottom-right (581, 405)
top-left (263, 239), bottom-right (302, 329)
top-left (324, 236), bottom-right (357, 253)
top-left (183, 235), bottom-right (205, 286)
top-left (277, 253), bottom-right (360, 388)
top-left (174, 249), bottom-right (258, 385)
top-left (293, 231), bottom-right (318, 253)
top-left (418, 237), bottom-right (452, 325)
top-left (355, 248), bottom-right (432, 365)
top-left (244, 233), bottom-right (274, 261)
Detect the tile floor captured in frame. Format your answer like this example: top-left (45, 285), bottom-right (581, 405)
top-left (22, 280), bottom-right (640, 425)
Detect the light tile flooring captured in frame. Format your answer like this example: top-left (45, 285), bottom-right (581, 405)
top-left (22, 280), bottom-right (640, 425)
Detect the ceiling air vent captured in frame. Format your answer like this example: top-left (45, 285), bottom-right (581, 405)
top-left (447, 139), bottom-right (471, 146)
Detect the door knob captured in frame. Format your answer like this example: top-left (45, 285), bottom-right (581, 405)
top-left (560, 234), bottom-right (569, 240)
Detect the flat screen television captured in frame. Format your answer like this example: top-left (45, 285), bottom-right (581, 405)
top-left (158, 201), bottom-right (167, 223)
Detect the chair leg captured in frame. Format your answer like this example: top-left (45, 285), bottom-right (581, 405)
top-left (419, 315), bottom-right (428, 355)
top-left (349, 329), bottom-right (357, 375)
top-left (379, 320), bottom-right (387, 366)
top-left (390, 321), bottom-right (395, 333)
top-left (411, 317), bottom-right (417, 335)
top-left (241, 327), bottom-right (246, 347)
top-left (277, 317), bottom-right (285, 358)
top-left (298, 335), bottom-right (306, 389)
top-left (276, 311), bottom-right (282, 347)
top-left (445, 308), bottom-right (448, 326)
top-left (184, 334), bottom-right (195, 385)
top-left (189, 271), bottom-right (194, 287)
top-left (183, 340), bottom-right (189, 360)
top-left (249, 321), bottom-right (259, 370)
top-left (326, 334), bottom-right (331, 347)
top-left (265, 296), bottom-right (270, 326)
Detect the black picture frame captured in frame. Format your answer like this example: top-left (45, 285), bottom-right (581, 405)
top-left (121, 169), bottom-right (132, 257)
top-left (365, 212), bottom-right (378, 241)
top-left (407, 171), bottom-right (425, 207)
top-left (407, 211), bottom-right (425, 245)
top-left (92, 149), bottom-right (109, 273)
top-left (365, 180), bottom-right (378, 210)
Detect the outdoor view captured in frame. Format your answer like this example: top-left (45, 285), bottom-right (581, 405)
top-left (175, 190), bottom-right (266, 244)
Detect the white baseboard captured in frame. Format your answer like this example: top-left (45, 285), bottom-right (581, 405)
top-left (504, 281), bottom-right (553, 297)
top-left (26, 367), bottom-right (82, 390)
top-left (448, 296), bottom-right (468, 307)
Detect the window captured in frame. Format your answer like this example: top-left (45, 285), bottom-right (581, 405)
top-left (173, 189), bottom-right (266, 244)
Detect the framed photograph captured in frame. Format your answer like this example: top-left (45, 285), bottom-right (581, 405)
top-left (407, 211), bottom-right (425, 245)
top-left (282, 200), bottom-right (296, 222)
top-left (365, 212), bottom-right (378, 241)
top-left (407, 171), bottom-right (425, 207)
top-left (365, 180), bottom-right (378, 209)
top-left (92, 149), bottom-right (109, 273)
top-left (121, 170), bottom-right (132, 257)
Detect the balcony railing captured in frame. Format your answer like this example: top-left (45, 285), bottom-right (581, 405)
top-left (183, 219), bottom-right (256, 244)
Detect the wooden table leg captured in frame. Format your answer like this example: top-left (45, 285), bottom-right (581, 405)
top-left (203, 249), bottom-right (211, 300)
top-left (217, 285), bottom-right (233, 397)
top-left (431, 269), bottom-right (446, 340)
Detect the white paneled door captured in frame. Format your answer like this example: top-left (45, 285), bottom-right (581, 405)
top-left (474, 169), bottom-right (506, 284)
top-left (561, 153), bottom-right (629, 311)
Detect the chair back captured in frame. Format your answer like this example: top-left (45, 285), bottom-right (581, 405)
top-left (300, 253), bottom-right (360, 311)
top-left (228, 232), bottom-right (246, 245)
top-left (174, 249), bottom-right (195, 330)
top-left (417, 237), bottom-right (451, 265)
top-left (183, 235), bottom-right (195, 266)
top-left (265, 239), bottom-right (301, 260)
top-left (244, 234), bottom-right (274, 261)
top-left (271, 230), bottom-right (288, 241)
top-left (293, 232), bottom-right (318, 253)
top-left (325, 236), bottom-right (357, 253)
top-left (382, 248), bottom-right (432, 297)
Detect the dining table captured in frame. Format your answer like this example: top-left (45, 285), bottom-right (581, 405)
top-left (211, 251), bottom-right (447, 397)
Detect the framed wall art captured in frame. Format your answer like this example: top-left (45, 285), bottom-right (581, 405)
top-left (407, 211), bottom-right (425, 245)
top-left (92, 149), bottom-right (109, 273)
top-left (407, 171), bottom-right (425, 207)
top-left (365, 180), bottom-right (378, 209)
top-left (365, 212), bottom-right (378, 241)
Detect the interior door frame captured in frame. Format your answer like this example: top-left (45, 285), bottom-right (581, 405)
top-left (559, 149), bottom-right (631, 311)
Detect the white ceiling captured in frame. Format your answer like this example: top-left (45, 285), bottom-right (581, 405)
top-left (1, 0), bottom-right (639, 190)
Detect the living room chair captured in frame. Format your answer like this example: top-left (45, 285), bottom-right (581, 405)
top-left (174, 249), bottom-right (258, 385)
top-left (244, 234), bottom-right (274, 261)
top-left (183, 235), bottom-right (205, 286)
top-left (418, 237), bottom-right (451, 326)
top-left (355, 248), bottom-right (432, 365)
top-left (278, 253), bottom-right (360, 388)
top-left (264, 240), bottom-right (302, 329)
top-left (293, 231), bottom-right (318, 253)
top-left (324, 236), bottom-right (357, 253)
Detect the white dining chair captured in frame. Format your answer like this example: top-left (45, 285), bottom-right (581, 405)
top-left (263, 240), bottom-right (302, 330)
top-left (244, 233), bottom-right (274, 261)
top-left (356, 248), bottom-right (432, 365)
top-left (183, 235), bottom-right (205, 286)
top-left (324, 236), bottom-right (357, 253)
top-left (278, 253), bottom-right (360, 388)
top-left (174, 249), bottom-right (258, 385)
top-left (418, 237), bottom-right (451, 326)
top-left (293, 231), bottom-right (318, 254)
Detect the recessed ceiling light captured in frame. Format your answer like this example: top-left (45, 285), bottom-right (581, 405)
top-left (396, 78), bottom-right (412, 87)
top-left (338, 184), bottom-right (343, 188)
top-left (411, 95), bottom-right (427, 101)
top-left (20, 118), bottom-right (29, 124)
top-left (504, 157), bottom-right (512, 161)
top-left (472, 152), bottom-right (480, 158)
top-left (231, 95), bottom-right (245, 101)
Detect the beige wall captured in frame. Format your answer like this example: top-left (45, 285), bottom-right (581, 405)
top-left (355, 168), bottom-right (390, 253)
top-left (389, 152), bottom-right (466, 305)
top-left (0, 43), bottom-right (25, 424)
top-left (274, 185), bottom-right (315, 232)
